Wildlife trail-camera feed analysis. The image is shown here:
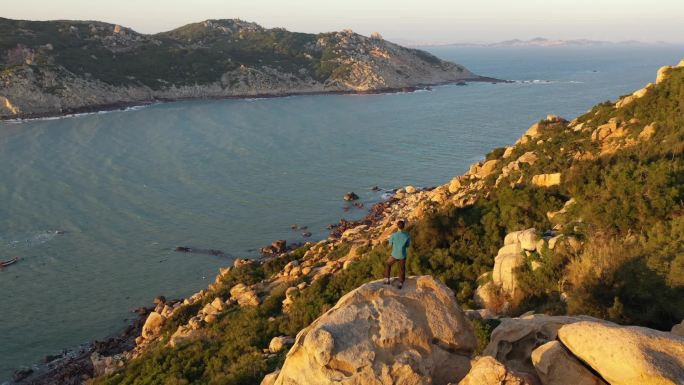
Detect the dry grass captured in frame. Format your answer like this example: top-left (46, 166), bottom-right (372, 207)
top-left (565, 236), bottom-right (639, 289)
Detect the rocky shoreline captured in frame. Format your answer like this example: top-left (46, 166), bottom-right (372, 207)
top-left (10, 306), bottom-right (152, 385)
top-left (1, 77), bottom-right (505, 122)
top-left (7, 190), bottom-right (397, 384)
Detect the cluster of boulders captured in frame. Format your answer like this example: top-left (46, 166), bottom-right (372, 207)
top-left (475, 227), bottom-right (581, 313)
top-left (476, 314), bottom-right (684, 385)
top-left (261, 275), bottom-right (684, 385)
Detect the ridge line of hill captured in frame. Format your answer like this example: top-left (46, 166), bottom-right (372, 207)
top-left (0, 18), bottom-right (503, 120)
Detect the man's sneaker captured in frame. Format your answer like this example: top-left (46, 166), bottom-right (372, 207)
top-left (397, 282), bottom-right (403, 289)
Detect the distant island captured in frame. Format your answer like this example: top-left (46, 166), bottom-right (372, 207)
top-left (410, 37), bottom-right (650, 48)
top-left (0, 18), bottom-right (500, 120)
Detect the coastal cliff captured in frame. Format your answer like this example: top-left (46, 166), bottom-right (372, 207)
top-left (13, 62), bottom-right (684, 384)
top-left (0, 18), bottom-right (493, 119)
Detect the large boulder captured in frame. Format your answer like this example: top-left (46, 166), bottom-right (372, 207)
top-left (273, 276), bottom-right (476, 385)
top-left (531, 341), bottom-right (607, 385)
top-left (230, 283), bottom-right (260, 307)
top-left (558, 321), bottom-right (684, 385)
top-left (457, 356), bottom-right (538, 385)
top-left (492, 252), bottom-right (525, 303)
top-left (141, 311), bottom-right (165, 340)
top-left (269, 336), bottom-right (295, 353)
top-left (483, 314), bottom-right (600, 374)
top-left (480, 159), bottom-right (500, 178)
top-left (517, 229), bottom-right (538, 251)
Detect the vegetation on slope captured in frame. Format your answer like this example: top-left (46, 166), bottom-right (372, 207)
top-left (95, 66), bottom-right (683, 385)
top-left (0, 18), bottom-right (463, 90)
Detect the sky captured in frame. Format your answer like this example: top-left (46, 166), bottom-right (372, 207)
top-left (3, 0), bottom-right (684, 44)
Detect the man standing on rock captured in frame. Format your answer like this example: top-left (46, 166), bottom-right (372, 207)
top-left (385, 219), bottom-right (410, 289)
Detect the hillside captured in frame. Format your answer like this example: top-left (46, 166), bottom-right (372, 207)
top-left (0, 18), bottom-right (492, 119)
top-left (13, 61), bottom-right (684, 384)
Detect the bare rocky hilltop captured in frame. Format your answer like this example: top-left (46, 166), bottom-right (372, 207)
top-left (0, 18), bottom-right (498, 119)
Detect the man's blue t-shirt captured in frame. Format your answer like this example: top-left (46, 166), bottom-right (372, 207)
top-left (389, 230), bottom-right (410, 260)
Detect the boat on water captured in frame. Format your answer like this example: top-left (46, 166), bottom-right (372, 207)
top-left (1, 256), bottom-right (19, 268)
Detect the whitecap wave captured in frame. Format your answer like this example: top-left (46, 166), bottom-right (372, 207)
top-left (2, 230), bottom-right (61, 249)
top-left (514, 79), bottom-right (584, 84)
top-left (2, 104), bottom-right (154, 124)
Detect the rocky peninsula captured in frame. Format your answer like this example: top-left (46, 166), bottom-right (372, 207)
top-left (0, 18), bottom-right (500, 120)
top-left (11, 62), bottom-right (684, 385)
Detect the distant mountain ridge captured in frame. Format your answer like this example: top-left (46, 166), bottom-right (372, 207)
top-left (411, 37), bottom-right (648, 48)
top-left (0, 18), bottom-right (496, 119)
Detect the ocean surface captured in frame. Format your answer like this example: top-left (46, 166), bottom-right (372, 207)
top-left (1, 45), bottom-right (682, 381)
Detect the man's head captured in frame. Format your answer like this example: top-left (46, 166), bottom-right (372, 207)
top-left (397, 219), bottom-right (405, 230)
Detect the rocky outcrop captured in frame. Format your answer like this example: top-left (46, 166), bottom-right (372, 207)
top-left (672, 320), bottom-right (684, 337)
top-left (531, 173), bottom-right (561, 188)
top-left (457, 357), bottom-right (538, 385)
top-left (483, 314), bottom-right (601, 374)
top-left (531, 341), bottom-right (607, 385)
top-left (615, 83), bottom-right (653, 108)
top-left (272, 276), bottom-right (476, 385)
top-left (476, 228), bottom-right (545, 310)
top-left (558, 321), bottom-right (684, 385)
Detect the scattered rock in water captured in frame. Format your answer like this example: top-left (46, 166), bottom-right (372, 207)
top-left (343, 192), bottom-right (359, 201)
top-left (174, 246), bottom-right (228, 257)
top-left (272, 240), bottom-right (287, 253)
top-left (153, 296), bottom-right (166, 305)
top-left (260, 240), bottom-right (288, 255)
top-left (371, 186), bottom-right (381, 191)
top-left (14, 368), bottom-right (33, 382)
top-left (353, 202), bottom-right (364, 208)
top-left (43, 354), bottom-right (61, 363)
top-left (301, 232), bottom-right (312, 238)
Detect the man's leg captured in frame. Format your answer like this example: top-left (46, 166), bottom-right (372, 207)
top-left (398, 259), bottom-right (406, 288)
top-left (384, 256), bottom-right (396, 284)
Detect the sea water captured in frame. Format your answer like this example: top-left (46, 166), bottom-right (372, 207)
top-left (1, 45), bottom-right (682, 380)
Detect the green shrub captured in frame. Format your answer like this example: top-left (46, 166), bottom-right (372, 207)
top-left (471, 318), bottom-right (501, 355)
